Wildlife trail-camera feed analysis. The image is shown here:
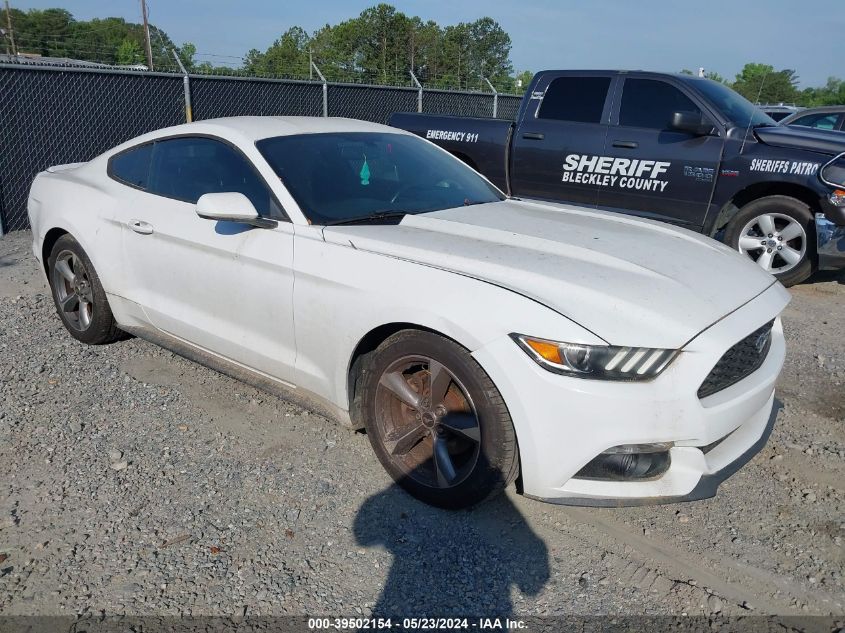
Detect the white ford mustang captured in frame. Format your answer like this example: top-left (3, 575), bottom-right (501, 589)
top-left (27, 116), bottom-right (790, 509)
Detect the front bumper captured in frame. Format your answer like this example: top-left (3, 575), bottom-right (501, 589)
top-left (472, 282), bottom-right (790, 505)
top-left (816, 213), bottom-right (845, 270)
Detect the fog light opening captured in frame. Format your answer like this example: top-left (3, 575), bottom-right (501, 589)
top-left (574, 444), bottom-right (673, 481)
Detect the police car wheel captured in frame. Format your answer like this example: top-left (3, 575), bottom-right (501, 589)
top-left (726, 195), bottom-right (815, 287)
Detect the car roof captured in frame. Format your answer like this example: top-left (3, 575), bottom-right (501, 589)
top-left (193, 116), bottom-right (400, 140)
top-left (103, 116), bottom-right (410, 157)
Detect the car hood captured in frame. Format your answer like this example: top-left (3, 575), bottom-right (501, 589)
top-left (321, 200), bottom-right (778, 348)
top-left (754, 125), bottom-right (845, 155)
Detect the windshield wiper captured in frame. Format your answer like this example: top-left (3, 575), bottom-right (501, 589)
top-left (324, 211), bottom-right (409, 226)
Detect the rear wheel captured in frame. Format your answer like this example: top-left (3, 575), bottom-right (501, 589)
top-left (362, 330), bottom-right (519, 509)
top-left (48, 235), bottom-right (122, 345)
top-left (725, 195), bottom-right (815, 287)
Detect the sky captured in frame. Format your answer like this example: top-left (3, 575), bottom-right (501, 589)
top-left (10, 0), bottom-right (842, 88)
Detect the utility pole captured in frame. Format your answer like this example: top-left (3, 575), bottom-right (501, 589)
top-left (140, 0), bottom-right (153, 71)
top-left (4, 0), bottom-right (17, 56)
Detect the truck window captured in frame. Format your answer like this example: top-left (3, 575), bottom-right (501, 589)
top-left (538, 77), bottom-right (610, 124)
top-left (619, 79), bottom-right (701, 130)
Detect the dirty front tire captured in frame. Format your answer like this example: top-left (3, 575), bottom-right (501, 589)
top-left (362, 330), bottom-right (519, 509)
top-left (47, 234), bottom-right (122, 345)
top-left (725, 195), bottom-right (815, 287)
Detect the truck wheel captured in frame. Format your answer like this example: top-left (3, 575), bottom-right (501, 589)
top-left (362, 330), bottom-right (519, 509)
top-left (725, 195), bottom-right (815, 287)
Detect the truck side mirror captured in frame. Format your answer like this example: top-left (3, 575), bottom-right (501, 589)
top-left (670, 111), bottom-right (714, 136)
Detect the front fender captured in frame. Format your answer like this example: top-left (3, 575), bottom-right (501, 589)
top-left (291, 231), bottom-right (603, 412)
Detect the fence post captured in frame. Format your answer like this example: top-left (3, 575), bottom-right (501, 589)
top-left (410, 71), bottom-right (423, 112)
top-left (311, 60), bottom-right (327, 117)
top-left (171, 49), bottom-right (192, 122)
top-left (483, 76), bottom-right (498, 118)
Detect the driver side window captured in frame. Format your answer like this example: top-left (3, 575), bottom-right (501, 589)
top-left (146, 137), bottom-right (275, 216)
top-left (619, 79), bottom-right (701, 130)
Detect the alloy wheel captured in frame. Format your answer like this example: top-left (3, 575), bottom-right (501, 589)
top-left (737, 212), bottom-right (807, 274)
top-left (52, 250), bottom-right (94, 331)
top-left (374, 355), bottom-right (481, 489)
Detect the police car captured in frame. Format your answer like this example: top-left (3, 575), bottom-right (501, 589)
top-left (390, 70), bottom-right (845, 287)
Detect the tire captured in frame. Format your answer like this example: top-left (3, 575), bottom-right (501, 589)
top-left (361, 329), bottom-right (519, 509)
top-left (724, 195), bottom-right (815, 287)
top-left (47, 234), bottom-right (123, 345)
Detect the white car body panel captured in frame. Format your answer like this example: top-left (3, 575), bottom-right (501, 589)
top-left (27, 116), bottom-right (791, 505)
top-left (323, 200), bottom-right (776, 349)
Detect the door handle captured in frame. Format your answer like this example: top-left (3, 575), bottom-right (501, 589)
top-left (612, 140), bottom-right (639, 149)
top-left (522, 132), bottom-right (545, 140)
top-left (129, 219), bottom-right (154, 235)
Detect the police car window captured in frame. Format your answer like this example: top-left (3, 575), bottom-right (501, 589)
top-left (620, 79), bottom-right (701, 130)
top-left (538, 77), bottom-right (610, 123)
top-left (147, 137), bottom-right (273, 215)
top-left (792, 113), bottom-right (838, 130)
top-left (110, 143), bottom-right (153, 189)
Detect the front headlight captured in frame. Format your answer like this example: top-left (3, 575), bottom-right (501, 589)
top-left (511, 333), bottom-right (678, 381)
top-left (820, 153), bottom-right (845, 194)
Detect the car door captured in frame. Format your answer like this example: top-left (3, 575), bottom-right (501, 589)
top-left (113, 135), bottom-right (297, 384)
top-left (510, 73), bottom-right (615, 207)
top-left (597, 76), bottom-right (724, 229)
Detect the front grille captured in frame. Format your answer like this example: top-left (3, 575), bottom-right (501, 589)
top-left (697, 320), bottom-right (774, 399)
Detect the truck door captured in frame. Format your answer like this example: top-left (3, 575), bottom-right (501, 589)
top-left (597, 76), bottom-right (724, 229)
top-left (510, 73), bottom-right (614, 207)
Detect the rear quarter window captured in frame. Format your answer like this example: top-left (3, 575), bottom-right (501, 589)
top-left (109, 143), bottom-right (153, 189)
top-left (538, 76), bottom-right (610, 124)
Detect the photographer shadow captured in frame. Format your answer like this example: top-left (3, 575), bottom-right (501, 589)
top-left (353, 480), bottom-right (550, 619)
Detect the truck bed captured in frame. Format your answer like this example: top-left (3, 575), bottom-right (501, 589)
top-left (389, 112), bottom-right (513, 192)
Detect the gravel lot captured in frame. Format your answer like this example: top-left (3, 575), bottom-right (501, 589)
top-left (0, 229), bottom-right (843, 620)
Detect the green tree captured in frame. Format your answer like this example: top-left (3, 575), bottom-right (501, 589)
top-left (468, 17), bottom-right (512, 89)
top-left (176, 41), bottom-right (196, 71)
top-left (732, 63), bottom-right (799, 104)
top-left (1, 7), bottom-right (177, 68)
top-left (115, 38), bottom-right (143, 65)
top-left (799, 77), bottom-right (845, 106)
top-left (515, 70), bottom-right (533, 92)
top-left (244, 26), bottom-right (310, 77)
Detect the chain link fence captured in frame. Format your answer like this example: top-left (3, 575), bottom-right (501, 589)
top-left (0, 62), bottom-right (522, 232)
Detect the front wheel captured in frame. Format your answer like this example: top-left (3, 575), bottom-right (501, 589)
top-left (725, 195), bottom-right (815, 287)
top-left (362, 330), bottom-right (519, 509)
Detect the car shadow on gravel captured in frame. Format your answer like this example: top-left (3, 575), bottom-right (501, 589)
top-left (354, 481), bottom-right (550, 618)
top-left (804, 268), bottom-right (845, 285)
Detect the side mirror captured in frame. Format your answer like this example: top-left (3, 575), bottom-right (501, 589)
top-left (670, 111), bottom-right (714, 136)
top-left (196, 192), bottom-right (276, 228)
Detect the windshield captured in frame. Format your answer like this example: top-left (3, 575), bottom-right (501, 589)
top-left (693, 78), bottom-right (777, 129)
top-left (256, 132), bottom-right (504, 225)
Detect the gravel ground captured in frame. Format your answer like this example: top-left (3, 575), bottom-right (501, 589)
top-left (0, 229), bottom-right (843, 619)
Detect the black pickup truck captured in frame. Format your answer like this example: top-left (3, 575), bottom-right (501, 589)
top-left (390, 70), bottom-right (845, 286)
